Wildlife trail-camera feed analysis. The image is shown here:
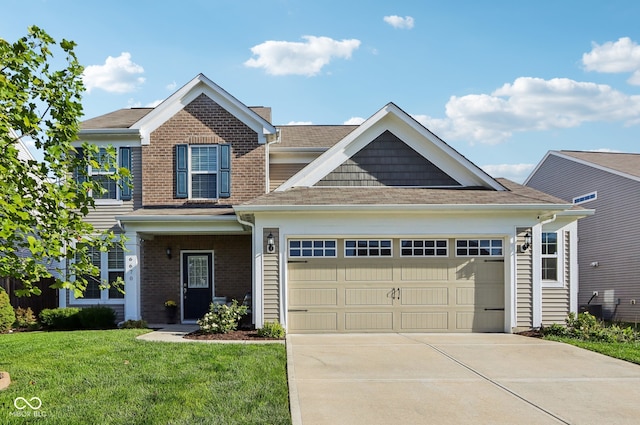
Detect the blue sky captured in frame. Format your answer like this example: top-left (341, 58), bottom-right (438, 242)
top-left (4, 0), bottom-right (640, 182)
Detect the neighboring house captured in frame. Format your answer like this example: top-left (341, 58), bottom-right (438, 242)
top-left (525, 150), bottom-right (640, 322)
top-left (62, 74), bottom-right (592, 333)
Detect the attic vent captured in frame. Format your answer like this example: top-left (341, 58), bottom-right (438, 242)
top-left (189, 135), bottom-right (225, 144)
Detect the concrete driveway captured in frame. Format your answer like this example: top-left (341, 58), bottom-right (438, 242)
top-left (286, 333), bottom-right (640, 425)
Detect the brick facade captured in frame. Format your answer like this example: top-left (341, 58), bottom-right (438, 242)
top-left (142, 93), bottom-right (266, 206)
top-left (140, 234), bottom-right (252, 323)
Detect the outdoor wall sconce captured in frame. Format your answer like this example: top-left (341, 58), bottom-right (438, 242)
top-left (166, 247), bottom-right (172, 259)
top-left (520, 231), bottom-right (531, 252)
top-left (266, 233), bottom-right (275, 253)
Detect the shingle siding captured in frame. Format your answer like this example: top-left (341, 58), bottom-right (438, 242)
top-left (528, 153), bottom-right (640, 321)
top-left (317, 131), bottom-right (460, 187)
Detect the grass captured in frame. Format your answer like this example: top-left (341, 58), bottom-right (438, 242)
top-left (544, 335), bottom-right (640, 365)
top-left (0, 329), bottom-right (291, 424)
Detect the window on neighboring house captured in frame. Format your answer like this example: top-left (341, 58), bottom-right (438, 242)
top-left (176, 144), bottom-right (231, 200)
top-left (573, 191), bottom-right (597, 205)
top-left (73, 244), bottom-right (125, 303)
top-left (541, 232), bottom-right (558, 281)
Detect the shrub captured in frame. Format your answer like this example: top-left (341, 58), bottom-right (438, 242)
top-left (542, 312), bottom-right (639, 343)
top-left (13, 307), bottom-right (38, 330)
top-left (78, 306), bottom-right (116, 329)
top-left (257, 321), bottom-right (286, 338)
top-left (39, 307), bottom-right (81, 330)
top-left (197, 299), bottom-right (248, 334)
top-left (0, 290), bottom-right (15, 332)
top-left (120, 319), bottom-right (148, 329)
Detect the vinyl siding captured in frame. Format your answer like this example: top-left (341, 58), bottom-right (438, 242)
top-left (516, 228), bottom-right (533, 328)
top-left (270, 163), bottom-right (307, 191)
top-left (528, 154), bottom-right (640, 321)
top-left (541, 231), bottom-right (571, 326)
top-left (263, 228), bottom-right (280, 322)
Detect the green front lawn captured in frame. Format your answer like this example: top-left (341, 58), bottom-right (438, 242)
top-left (0, 330), bottom-right (291, 424)
top-left (544, 336), bottom-right (640, 365)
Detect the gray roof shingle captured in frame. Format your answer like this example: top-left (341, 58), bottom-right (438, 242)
top-left (80, 108), bottom-right (154, 130)
top-left (559, 150), bottom-right (640, 179)
top-left (275, 125), bottom-right (358, 149)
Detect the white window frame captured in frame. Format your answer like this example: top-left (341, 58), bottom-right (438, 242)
top-left (71, 244), bottom-right (126, 305)
top-left (573, 191), bottom-right (597, 205)
top-left (89, 147), bottom-right (122, 205)
top-left (541, 231), bottom-right (564, 288)
top-left (400, 239), bottom-right (449, 257)
top-left (189, 145), bottom-right (219, 200)
top-left (455, 239), bottom-right (503, 257)
top-left (288, 240), bottom-right (337, 258)
top-left (344, 239), bottom-right (393, 257)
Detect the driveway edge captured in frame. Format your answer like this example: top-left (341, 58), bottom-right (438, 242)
top-left (286, 335), bottom-right (303, 425)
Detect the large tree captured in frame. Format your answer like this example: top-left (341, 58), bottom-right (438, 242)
top-left (0, 26), bottom-right (128, 297)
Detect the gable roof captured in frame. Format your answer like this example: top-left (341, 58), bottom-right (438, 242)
top-left (79, 74), bottom-right (277, 144)
top-left (276, 103), bottom-right (505, 191)
top-left (525, 150), bottom-right (640, 184)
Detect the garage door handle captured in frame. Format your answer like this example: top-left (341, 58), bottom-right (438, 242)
top-left (288, 309), bottom-right (308, 312)
top-left (484, 308), bottom-right (505, 311)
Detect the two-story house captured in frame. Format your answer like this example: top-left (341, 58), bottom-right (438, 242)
top-left (61, 74), bottom-right (592, 333)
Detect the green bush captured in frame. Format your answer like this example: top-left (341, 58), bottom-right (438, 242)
top-left (197, 299), bottom-right (248, 334)
top-left (39, 307), bottom-right (81, 330)
top-left (120, 319), bottom-right (148, 329)
top-left (542, 312), bottom-right (639, 343)
top-left (0, 289), bottom-right (15, 332)
top-left (78, 306), bottom-right (116, 329)
top-left (13, 307), bottom-right (39, 330)
top-left (257, 321), bottom-right (286, 338)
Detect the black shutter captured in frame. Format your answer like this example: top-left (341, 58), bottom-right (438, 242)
top-left (219, 144), bottom-right (231, 198)
top-left (176, 144), bottom-right (188, 198)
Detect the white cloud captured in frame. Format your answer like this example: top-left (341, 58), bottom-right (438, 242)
top-left (422, 77), bottom-right (640, 144)
top-left (582, 37), bottom-right (640, 85)
top-left (145, 99), bottom-right (164, 108)
top-left (343, 117), bottom-right (365, 125)
top-left (481, 163), bottom-right (535, 183)
top-left (83, 52), bottom-right (145, 94)
top-left (286, 121), bottom-right (313, 125)
top-left (126, 98), bottom-right (141, 108)
top-left (383, 15), bottom-right (415, 29)
top-left (166, 81), bottom-right (177, 91)
top-left (588, 148), bottom-right (622, 153)
top-left (244, 36), bottom-right (361, 76)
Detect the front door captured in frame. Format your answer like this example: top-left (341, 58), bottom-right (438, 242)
top-left (182, 252), bottom-right (213, 321)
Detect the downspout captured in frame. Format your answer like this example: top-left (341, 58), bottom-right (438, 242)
top-left (236, 215), bottom-right (258, 327)
top-left (533, 214), bottom-right (557, 328)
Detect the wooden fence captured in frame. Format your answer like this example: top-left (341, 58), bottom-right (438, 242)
top-left (1, 277), bottom-right (59, 315)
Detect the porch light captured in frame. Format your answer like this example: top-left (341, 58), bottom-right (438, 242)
top-left (166, 247), bottom-right (172, 259)
top-left (266, 233), bottom-right (275, 253)
top-left (521, 232), bottom-right (531, 252)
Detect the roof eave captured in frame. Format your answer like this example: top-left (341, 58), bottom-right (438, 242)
top-left (234, 203), bottom-right (573, 213)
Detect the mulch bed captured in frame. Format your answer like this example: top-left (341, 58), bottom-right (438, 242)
top-left (184, 329), bottom-right (283, 341)
top-left (516, 329), bottom-right (543, 338)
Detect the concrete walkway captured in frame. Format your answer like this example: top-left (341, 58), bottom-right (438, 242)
top-left (286, 333), bottom-right (640, 425)
top-left (136, 324), bottom-right (284, 344)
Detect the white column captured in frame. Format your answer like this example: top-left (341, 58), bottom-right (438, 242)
top-left (124, 232), bottom-right (141, 320)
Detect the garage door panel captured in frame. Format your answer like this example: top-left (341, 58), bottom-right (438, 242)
top-left (345, 288), bottom-right (393, 305)
top-left (401, 264), bottom-right (448, 281)
top-left (345, 312), bottom-right (393, 330)
top-left (401, 312), bottom-right (448, 330)
top-left (400, 287), bottom-right (448, 305)
top-left (289, 312), bottom-right (337, 331)
top-left (290, 288), bottom-right (337, 306)
top-left (345, 263), bottom-right (393, 281)
top-left (289, 264), bottom-right (337, 281)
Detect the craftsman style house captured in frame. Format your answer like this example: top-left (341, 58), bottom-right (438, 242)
top-left (61, 74), bottom-right (592, 333)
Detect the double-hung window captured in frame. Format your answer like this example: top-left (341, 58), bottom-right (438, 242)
top-left (176, 144), bottom-right (231, 199)
top-left (75, 145), bottom-right (132, 202)
top-left (541, 232), bottom-right (558, 282)
top-left (90, 148), bottom-right (117, 200)
top-left (73, 245), bottom-right (125, 303)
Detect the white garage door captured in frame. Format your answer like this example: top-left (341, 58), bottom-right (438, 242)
top-left (287, 238), bottom-right (505, 333)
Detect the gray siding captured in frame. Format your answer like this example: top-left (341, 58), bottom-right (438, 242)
top-left (516, 228), bottom-right (533, 328)
top-left (541, 231), bottom-right (571, 326)
top-left (263, 228), bottom-right (280, 322)
top-left (270, 163), bottom-right (307, 191)
top-left (84, 146), bottom-right (141, 232)
top-left (528, 154), bottom-right (640, 321)
top-left (317, 130), bottom-right (460, 187)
